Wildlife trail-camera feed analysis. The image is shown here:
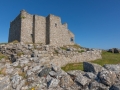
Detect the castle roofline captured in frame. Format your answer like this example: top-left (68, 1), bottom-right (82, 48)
top-left (47, 14), bottom-right (60, 18)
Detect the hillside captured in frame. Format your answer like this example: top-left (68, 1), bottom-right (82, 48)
top-left (0, 42), bottom-right (119, 90)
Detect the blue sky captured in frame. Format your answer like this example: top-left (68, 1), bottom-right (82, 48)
top-left (0, 0), bottom-right (120, 49)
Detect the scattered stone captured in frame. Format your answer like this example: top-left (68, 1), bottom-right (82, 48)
top-left (75, 73), bottom-right (91, 86)
top-left (11, 74), bottom-right (22, 89)
top-left (84, 72), bottom-right (97, 80)
top-left (0, 76), bottom-right (11, 90)
top-left (47, 78), bottom-right (60, 88)
top-left (1, 43), bottom-right (118, 90)
top-left (110, 84), bottom-right (120, 90)
top-left (38, 67), bottom-right (51, 77)
top-left (98, 70), bottom-right (116, 86)
top-left (103, 64), bottom-right (120, 72)
top-left (60, 75), bottom-right (74, 88)
top-left (89, 81), bottom-right (109, 90)
top-left (83, 62), bottom-right (104, 74)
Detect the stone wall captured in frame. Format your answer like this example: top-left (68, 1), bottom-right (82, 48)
top-left (48, 14), bottom-right (74, 46)
top-left (8, 14), bottom-right (21, 42)
top-left (8, 10), bottom-right (74, 46)
top-left (20, 10), bottom-right (33, 43)
top-left (0, 43), bottom-right (102, 68)
top-left (50, 50), bottom-right (102, 67)
top-left (34, 15), bottom-right (46, 44)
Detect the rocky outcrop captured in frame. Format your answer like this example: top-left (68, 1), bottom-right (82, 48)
top-left (0, 55), bottom-right (120, 89)
top-left (0, 43), bottom-right (102, 67)
top-left (1, 43), bottom-right (120, 90)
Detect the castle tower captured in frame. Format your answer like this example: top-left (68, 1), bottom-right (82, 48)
top-left (8, 10), bottom-right (74, 46)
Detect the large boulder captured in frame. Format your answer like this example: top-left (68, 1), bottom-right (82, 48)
top-left (89, 81), bottom-right (109, 90)
top-left (103, 64), bottom-right (120, 72)
top-left (47, 78), bottom-right (60, 88)
top-left (38, 67), bottom-right (51, 77)
top-left (60, 75), bottom-right (74, 88)
top-left (0, 75), bottom-right (11, 90)
top-left (74, 73), bottom-right (90, 87)
top-left (110, 84), bottom-right (120, 90)
top-left (84, 72), bottom-right (97, 80)
top-left (11, 74), bottom-right (22, 89)
top-left (108, 48), bottom-right (120, 53)
top-left (98, 69), bottom-right (116, 86)
top-left (83, 62), bottom-right (104, 74)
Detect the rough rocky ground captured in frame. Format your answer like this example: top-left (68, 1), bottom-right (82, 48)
top-left (0, 43), bottom-right (119, 90)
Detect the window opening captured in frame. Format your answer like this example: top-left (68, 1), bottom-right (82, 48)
top-left (70, 37), bottom-right (74, 42)
top-left (55, 23), bottom-right (57, 27)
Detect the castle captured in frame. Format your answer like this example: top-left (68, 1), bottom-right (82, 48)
top-left (8, 10), bottom-right (74, 46)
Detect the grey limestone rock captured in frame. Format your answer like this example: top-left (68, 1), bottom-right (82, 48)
top-left (12, 61), bottom-right (19, 66)
top-left (89, 81), bottom-right (109, 90)
top-left (103, 64), bottom-right (120, 72)
top-left (60, 75), bottom-right (74, 88)
top-left (27, 70), bottom-right (33, 76)
top-left (6, 67), bottom-right (14, 74)
top-left (31, 65), bottom-right (41, 72)
top-left (98, 70), bottom-right (116, 86)
top-left (67, 70), bottom-right (85, 76)
top-left (0, 75), bottom-right (11, 90)
top-left (49, 71), bottom-right (57, 77)
top-left (84, 72), bottom-right (97, 80)
top-left (11, 74), bottom-right (22, 89)
top-left (83, 62), bottom-right (104, 74)
top-left (16, 80), bottom-right (25, 90)
top-left (47, 78), bottom-right (60, 88)
top-left (51, 64), bottom-right (58, 72)
top-left (38, 67), bottom-right (51, 77)
top-left (75, 73), bottom-right (91, 86)
top-left (110, 84), bottom-right (120, 90)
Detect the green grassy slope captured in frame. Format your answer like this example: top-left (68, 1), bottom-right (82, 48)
top-left (62, 51), bottom-right (120, 71)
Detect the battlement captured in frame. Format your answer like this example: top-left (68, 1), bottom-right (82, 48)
top-left (8, 10), bottom-right (75, 46)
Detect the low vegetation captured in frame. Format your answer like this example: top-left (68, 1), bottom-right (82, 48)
top-left (78, 50), bottom-right (85, 53)
top-left (17, 52), bottom-right (24, 56)
top-left (62, 51), bottom-right (120, 71)
top-left (60, 44), bottom-right (82, 51)
top-left (0, 52), bottom-right (7, 60)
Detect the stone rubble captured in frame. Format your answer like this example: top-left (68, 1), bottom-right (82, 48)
top-left (0, 43), bottom-right (119, 90)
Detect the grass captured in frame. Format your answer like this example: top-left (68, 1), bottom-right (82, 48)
top-left (0, 53), bottom-right (7, 60)
top-left (61, 51), bottom-right (120, 71)
top-left (91, 51), bottom-right (120, 66)
top-left (78, 50), bottom-right (85, 53)
top-left (60, 44), bottom-right (82, 51)
top-left (61, 63), bottom-right (83, 71)
top-left (17, 52), bottom-right (24, 56)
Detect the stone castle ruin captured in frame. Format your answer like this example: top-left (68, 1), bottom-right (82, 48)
top-left (8, 10), bottom-right (74, 46)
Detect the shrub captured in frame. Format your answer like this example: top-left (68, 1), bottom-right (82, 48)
top-left (78, 50), bottom-right (85, 53)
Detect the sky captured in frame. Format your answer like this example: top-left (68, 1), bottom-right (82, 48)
top-left (0, 0), bottom-right (120, 49)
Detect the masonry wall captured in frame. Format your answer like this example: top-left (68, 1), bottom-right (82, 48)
top-left (48, 14), bottom-right (74, 46)
top-left (8, 14), bottom-right (21, 42)
top-left (60, 23), bottom-right (74, 45)
top-left (34, 15), bottom-right (46, 44)
top-left (9, 10), bottom-right (75, 46)
top-left (20, 10), bottom-right (33, 43)
top-left (50, 50), bottom-right (102, 67)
